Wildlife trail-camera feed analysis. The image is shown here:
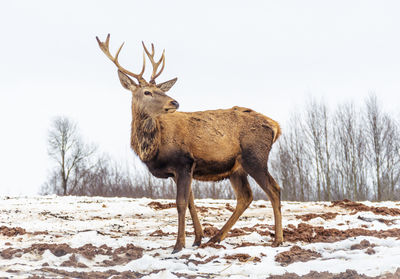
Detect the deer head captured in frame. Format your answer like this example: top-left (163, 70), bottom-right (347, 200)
top-left (96, 34), bottom-right (179, 117)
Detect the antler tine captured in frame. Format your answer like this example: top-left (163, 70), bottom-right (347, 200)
top-left (152, 51), bottom-right (165, 81)
top-left (96, 34), bottom-right (146, 84)
top-left (142, 41), bottom-right (166, 84)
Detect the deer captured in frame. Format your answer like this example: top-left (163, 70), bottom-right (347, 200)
top-left (96, 34), bottom-right (283, 253)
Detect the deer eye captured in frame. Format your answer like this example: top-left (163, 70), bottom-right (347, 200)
top-left (144, 91), bottom-right (152, 96)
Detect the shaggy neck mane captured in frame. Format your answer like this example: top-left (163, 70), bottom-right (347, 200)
top-left (130, 108), bottom-right (160, 162)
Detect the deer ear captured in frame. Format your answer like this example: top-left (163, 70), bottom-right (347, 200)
top-left (157, 78), bottom-right (177, 92)
top-left (118, 70), bottom-right (138, 91)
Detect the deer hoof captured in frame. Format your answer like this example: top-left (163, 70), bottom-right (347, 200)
top-left (272, 240), bottom-right (283, 247)
top-left (172, 243), bottom-right (184, 254)
top-left (192, 239), bottom-right (202, 247)
top-left (207, 234), bottom-right (222, 244)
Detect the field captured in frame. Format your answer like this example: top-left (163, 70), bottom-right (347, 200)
top-left (1, 196), bottom-right (400, 279)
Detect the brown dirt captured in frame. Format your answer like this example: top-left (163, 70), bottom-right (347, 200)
top-left (199, 242), bottom-right (226, 249)
top-left (228, 228), bottom-right (248, 237)
top-left (149, 229), bottom-right (170, 237)
top-left (296, 212), bottom-right (339, 222)
top-left (275, 245), bottom-right (321, 266)
top-left (0, 225), bottom-right (26, 236)
top-left (331, 200), bottom-right (400, 216)
top-left (224, 253), bottom-right (261, 262)
top-left (147, 201), bottom-right (175, 210)
top-left (196, 205), bottom-right (219, 214)
top-left (225, 203), bottom-right (235, 212)
top-left (203, 225), bottom-right (219, 237)
top-left (350, 239), bottom-right (375, 250)
top-left (187, 255), bottom-right (219, 265)
top-left (233, 241), bottom-right (269, 248)
top-left (1, 243), bottom-right (143, 266)
top-left (38, 267), bottom-right (149, 279)
top-left (283, 223), bottom-right (400, 243)
top-left (267, 268), bottom-right (400, 279)
top-left (365, 248), bottom-right (376, 255)
top-left (357, 215), bottom-right (397, 225)
top-left (60, 254), bottom-right (88, 268)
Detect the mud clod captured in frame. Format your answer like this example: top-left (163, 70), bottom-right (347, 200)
top-left (199, 242), bottom-right (226, 250)
top-left (203, 225), bottom-right (219, 237)
top-left (296, 212), bottom-right (338, 222)
top-left (275, 245), bottom-right (321, 266)
top-left (187, 255), bottom-right (219, 265)
top-left (0, 226), bottom-right (26, 237)
top-left (147, 201), bottom-right (175, 210)
top-left (283, 223), bottom-right (400, 243)
top-left (149, 229), bottom-right (169, 237)
top-left (224, 253), bottom-right (261, 262)
top-left (331, 200), bottom-right (400, 216)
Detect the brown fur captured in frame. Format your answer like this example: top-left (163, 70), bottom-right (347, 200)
top-left (149, 106), bottom-right (281, 181)
top-left (96, 35), bottom-right (284, 254)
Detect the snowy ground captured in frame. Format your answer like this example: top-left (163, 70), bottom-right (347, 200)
top-left (1, 196), bottom-right (400, 278)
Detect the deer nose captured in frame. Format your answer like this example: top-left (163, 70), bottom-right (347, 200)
top-left (170, 100), bottom-right (179, 109)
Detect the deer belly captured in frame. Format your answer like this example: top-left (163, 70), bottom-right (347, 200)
top-left (193, 156), bottom-right (240, 181)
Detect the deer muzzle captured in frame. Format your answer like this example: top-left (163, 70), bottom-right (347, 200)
top-left (164, 100), bottom-right (179, 113)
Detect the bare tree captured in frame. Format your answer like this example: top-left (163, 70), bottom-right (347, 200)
top-left (363, 95), bottom-right (400, 200)
top-left (333, 102), bottom-right (368, 200)
top-left (271, 112), bottom-right (312, 201)
top-left (304, 99), bottom-right (334, 201)
top-left (46, 117), bottom-right (96, 195)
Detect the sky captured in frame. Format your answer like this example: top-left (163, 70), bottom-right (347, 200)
top-left (0, 0), bottom-right (399, 195)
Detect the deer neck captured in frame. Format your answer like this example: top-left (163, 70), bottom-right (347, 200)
top-left (130, 108), bottom-right (160, 162)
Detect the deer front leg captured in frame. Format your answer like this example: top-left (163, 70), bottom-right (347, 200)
top-left (172, 171), bottom-right (192, 254)
top-left (188, 189), bottom-right (203, 246)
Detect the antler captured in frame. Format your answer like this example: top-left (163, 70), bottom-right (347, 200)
top-left (142, 42), bottom-right (165, 84)
top-left (96, 34), bottom-right (147, 84)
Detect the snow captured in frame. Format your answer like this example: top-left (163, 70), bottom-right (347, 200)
top-left (1, 196), bottom-right (400, 278)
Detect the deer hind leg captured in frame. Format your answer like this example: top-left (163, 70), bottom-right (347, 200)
top-left (208, 170), bottom-right (253, 244)
top-left (258, 172), bottom-right (283, 246)
top-left (240, 153), bottom-right (283, 246)
top-left (188, 189), bottom-right (204, 246)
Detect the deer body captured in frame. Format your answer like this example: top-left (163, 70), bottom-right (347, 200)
top-left (97, 34), bottom-right (283, 253)
top-left (141, 107), bottom-right (280, 182)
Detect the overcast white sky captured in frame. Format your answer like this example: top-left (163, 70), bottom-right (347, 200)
top-left (1, 1), bottom-right (399, 195)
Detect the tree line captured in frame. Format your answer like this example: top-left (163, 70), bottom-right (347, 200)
top-left (271, 95), bottom-right (400, 201)
top-left (41, 94), bottom-right (400, 201)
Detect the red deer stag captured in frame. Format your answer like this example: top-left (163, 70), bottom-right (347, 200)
top-left (96, 34), bottom-right (283, 253)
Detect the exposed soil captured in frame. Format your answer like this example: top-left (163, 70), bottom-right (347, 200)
top-left (283, 223), bottom-right (400, 243)
top-left (233, 241), bottom-right (269, 248)
top-left (331, 199), bottom-right (400, 216)
top-left (224, 253), bottom-right (261, 263)
top-left (1, 243), bottom-right (143, 266)
top-left (199, 242), bottom-right (226, 249)
top-left (0, 225), bottom-right (26, 236)
top-left (147, 201), bottom-right (175, 210)
top-left (296, 212), bottom-right (339, 222)
top-left (187, 255), bottom-right (219, 265)
top-left (275, 245), bottom-right (321, 266)
top-left (38, 267), bottom-right (151, 279)
top-left (266, 268), bottom-right (400, 279)
top-left (225, 203), bottom-right (235, 212)
top-left (149, 229), bottom-right (170, 237)
top-left (228, 228), bottom-right (248, 237)
top-left (357, 215), bottom-right (398, 225)
top-left (350, 239), bottom-right (375, 250)
top-left (203, 225), bottom-right (219, 237)
top-left (60, 253), bottom-right (88, 268)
